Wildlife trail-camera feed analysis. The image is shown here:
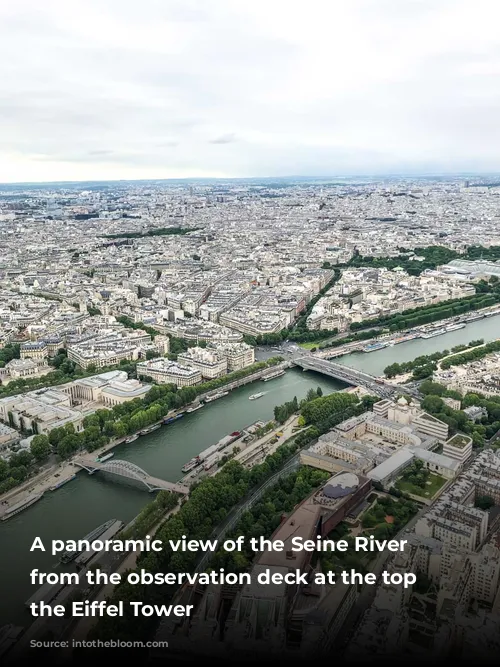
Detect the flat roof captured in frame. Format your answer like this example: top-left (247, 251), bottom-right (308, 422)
top-left (367, 449), bottom-right (415, 481)
top-left (257, 500), bottom-right (321, 571)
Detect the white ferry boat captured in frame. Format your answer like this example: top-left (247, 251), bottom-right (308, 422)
top-left (204, 391), bottom-right (229, 403)
top-left (262, 369), bottom-right (286, 381)
top-left (420, 327), bottom-right (446, 339)
top-left (465, 313), bottom-right (485, 322)
top-left (445, 323), bottom-right (466, 333)
top-left (249, 392), bottom-right (265, 400)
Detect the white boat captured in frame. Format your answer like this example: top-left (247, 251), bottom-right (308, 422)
top-left (49, 473), bottom-right (76, 491)
top-left (445, 323), bottom-right (466, 333)
top-left (1, 492), bottom-right (44, 521)
top-left (420, 328), bottom-right (446, 339)
top-left (204, 391), bottom-right (229, 403)
top-left (96, 452), bottom-right (114, 463)
top-left (262, 369), bottom-right (286, 381)
top-left (182, 457), bottom-right (201, 473)
top-left (125, 434), bottom-right (139, 443)
top-left (363, 342), bottom-right (388, 352)
top-left (186, 404), bottom-right (204, 413)
top-left (249, 392), bottom-right (265, 400)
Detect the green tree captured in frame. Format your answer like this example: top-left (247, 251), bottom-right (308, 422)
top-left (475, 495), bottom-right (495, 510)
top-left (30, 435), bottom-right (51, 462)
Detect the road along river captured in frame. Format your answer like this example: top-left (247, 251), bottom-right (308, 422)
top-left (0, 368), bottom-right (345, 629)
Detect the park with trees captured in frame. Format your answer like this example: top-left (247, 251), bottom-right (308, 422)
top-left (395, 460), bottom-right (446, 499)
top-left (383, 339), bottom-right (485, 380)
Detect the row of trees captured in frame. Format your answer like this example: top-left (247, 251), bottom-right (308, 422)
top-left (441, 339), bottom-right (500, 369)
top-left (350, 289), bottom-right (500, 333)
top-left (342, 245), bottom-right (460, 276)
top-left (0, 449), bottom-right (37, 495)
top-left (273, 387), bottom-right (326, 425)
top-left (301, 391), bottom-right (360, 427)
top-left (13, 358), bottom-right (285, 463)
top-left (102, 226), bottom-right (198, 240)
top-left (206, 467), bottom-right (330, 573)
top-left (121, 490), bottom-right (179, 539)
top-left (90, 381), bottom-right (368, 640)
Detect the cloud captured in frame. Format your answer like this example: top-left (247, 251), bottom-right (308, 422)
top-left (209, 133), bottom-right (237, 144)
top-left (0, 0), bottom-right (499, 181)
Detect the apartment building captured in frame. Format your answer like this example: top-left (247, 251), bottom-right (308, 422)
top-left (211, 341), bottom-right (255, 371)
top-left (443, 433), bottom-right (473, 466)
top-left (20, 341), bottom-right (48, 361)
top-left (136, 358), bottom-right (202, 387)
top-left (177, 347), bottom-right (228, 379)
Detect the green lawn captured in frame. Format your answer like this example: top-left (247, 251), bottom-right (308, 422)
top-left (397, 473), bottom-right (447, 499)
top-left (299, 341), bottom-right (322, 349)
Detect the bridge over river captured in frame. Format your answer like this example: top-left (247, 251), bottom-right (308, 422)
top-left (73, 458), bottom-right (190, 495)
top-left (293, 356), bottom-right (422, 401)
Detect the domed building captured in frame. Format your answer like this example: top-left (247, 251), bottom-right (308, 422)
top-left (322, 472), bottom-right (360, 499)
top-left (313, 470), bottom-right (371, 534)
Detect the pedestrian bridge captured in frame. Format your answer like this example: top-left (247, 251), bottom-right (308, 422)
top-left (74, 457), bottom-right (189, 495)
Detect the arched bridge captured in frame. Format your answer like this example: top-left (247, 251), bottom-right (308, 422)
top-left (74, 457), bottom-right (189, 495)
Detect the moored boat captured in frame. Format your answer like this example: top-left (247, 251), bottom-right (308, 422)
top-left (1, 492), bottom-right (44, 521)
top-left (163, 413), bottom-right (184, 425)
top-left (49, 473), bottom-right (77, 491)
top-left (59, 518), bottom-right (117, 563)
top-left (186, 404), bottom-right (204, 413)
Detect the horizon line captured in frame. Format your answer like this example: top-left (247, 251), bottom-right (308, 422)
top-left (1, 171), bottom-right (500, 187)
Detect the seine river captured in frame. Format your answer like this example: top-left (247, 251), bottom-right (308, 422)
top-left (0, 368), bottom-right (344, 628)
top-left (337, 314), bottom-right (500, 376)
top-left (2, 314), bottom-right (498, 629)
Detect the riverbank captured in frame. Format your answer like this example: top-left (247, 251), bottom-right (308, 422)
top-left (316, 307), bottom-right (500, 363)
top-left (0, 363), bottom-right (290, 515)
top-left (0, 368), bottom-right (344, 629)
top-left (334, 311), bottom-right (500, 378)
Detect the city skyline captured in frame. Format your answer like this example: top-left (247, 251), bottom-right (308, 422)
top-left (1, 0), bottom-right (500, 182)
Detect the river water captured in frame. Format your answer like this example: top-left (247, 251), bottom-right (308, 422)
top-left (0, 368), bottom-right (345, 628)
top-left (336, 314), bottom-right (500, 377)
top-left (3, 314), bottom-right (499, 629)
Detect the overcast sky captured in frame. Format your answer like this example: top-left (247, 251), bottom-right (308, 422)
top-left (1, 0), bottom-right (500, 182)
